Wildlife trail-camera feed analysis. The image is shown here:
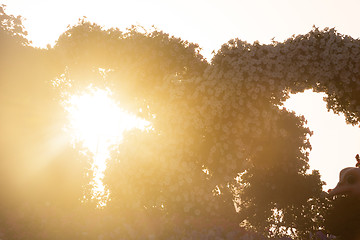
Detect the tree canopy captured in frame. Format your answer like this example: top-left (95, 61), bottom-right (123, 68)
top-left (1, 5), bottom-right (359, 239)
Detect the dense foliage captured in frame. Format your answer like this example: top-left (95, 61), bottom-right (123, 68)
top-left (325, 196), bottom-right (360, 240)
top-left (1, 4), bottom-right (360, 239)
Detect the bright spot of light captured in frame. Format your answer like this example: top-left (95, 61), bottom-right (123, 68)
top-left (64, 86), bottom-right (151, 207)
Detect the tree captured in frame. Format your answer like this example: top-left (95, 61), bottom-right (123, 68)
top-left (0, 4), bottom-right (29, 46)
top-left (0, 7), bottom-right (92, 240)
top-left (54, 21), bottom-right (360, 239)
top-left (2, 10), bottom-right (360, 238)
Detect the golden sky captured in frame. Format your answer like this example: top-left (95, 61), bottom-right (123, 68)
top-left (4, 0), bottom-right (360, 59)
top-left (3, 0), bottom-right (360, 189)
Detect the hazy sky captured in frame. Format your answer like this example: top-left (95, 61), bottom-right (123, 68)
top-left (2, 0), bottom-right (360, 189)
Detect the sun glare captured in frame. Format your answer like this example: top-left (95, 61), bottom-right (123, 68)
top-left (65, 87), bottom-right (150, 206)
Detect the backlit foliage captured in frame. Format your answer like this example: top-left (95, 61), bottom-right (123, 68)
top-left (1, 5), bottom-right (359, 239)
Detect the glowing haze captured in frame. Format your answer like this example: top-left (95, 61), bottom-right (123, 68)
top-left (3, 0), bottom-right (360, 190)
top-left (65, 87), bottom-right (150, 206)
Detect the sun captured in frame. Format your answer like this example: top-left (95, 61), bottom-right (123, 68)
top-left (64, 86), bottom-right (150, 206)
top-left (66, 87), bottom-right (149, 154)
